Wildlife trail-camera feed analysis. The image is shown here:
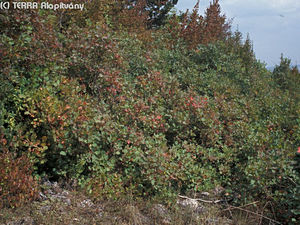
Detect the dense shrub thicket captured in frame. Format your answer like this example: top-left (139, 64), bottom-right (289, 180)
top-left (0, 0), bottom-right (299, 223)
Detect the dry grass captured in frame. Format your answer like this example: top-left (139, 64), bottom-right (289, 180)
top-left (0, 183), bottom-right (279, 225)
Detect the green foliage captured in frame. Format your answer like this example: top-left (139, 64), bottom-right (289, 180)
top-left (145, 0), bottom-right (179, 27)
top-left (1, 1), bottom-right (300, 223)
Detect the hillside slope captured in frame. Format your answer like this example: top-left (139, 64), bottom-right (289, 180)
top-left (1, 1), bottom-right (299, 224)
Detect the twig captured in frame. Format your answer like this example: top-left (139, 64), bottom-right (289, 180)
top-left (222, 201), bottom-right (259, 210)
top-left (287, 177), bottom-right (297, 186)
top-left (223, 204), bottom-right (281, 224)
top-left (269, 201), bottom-right (278, 223)
top-left (178, 194), bottom-right (222, 204)
top-left (224, 199), bottom-right (233, 220)
top-left (240, 201), bottom-right (260, 208)
top-left (260, 201), bottom-right (270, 225)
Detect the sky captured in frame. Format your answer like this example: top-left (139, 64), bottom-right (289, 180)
top-left (175, 0), bottom-right (300, 67)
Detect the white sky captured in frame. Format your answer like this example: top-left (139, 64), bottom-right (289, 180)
top-left (176, 0), bottom-right (300, 67)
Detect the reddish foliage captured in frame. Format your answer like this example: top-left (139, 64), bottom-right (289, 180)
top-left (167, 0), bottom-right (230, 49)
top-left (0, 136), bottom-right (39, 208)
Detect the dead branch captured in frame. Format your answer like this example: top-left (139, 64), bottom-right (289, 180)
top-left (178, 194), bottom-right (222, 204)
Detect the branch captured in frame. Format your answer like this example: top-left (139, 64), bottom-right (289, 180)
top-left (223, 205), bottom-right (281, 224)
top-left (178, 194), bottom-right (222, 204)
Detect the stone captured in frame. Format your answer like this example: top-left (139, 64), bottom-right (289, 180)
top-left (78, 199), bottom-right (94, 208)
top-left (6, 217), bottom-right (34, 225)
top-left (177, 198), bottom-right (205, 213)
top-left (152, 204), bottom-right (171, 224)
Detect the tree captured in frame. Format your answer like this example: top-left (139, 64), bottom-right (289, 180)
top-left (203, 0), bottom-right (231, 44)
top-left (273, 54), bottom-right (292, 90)
top-left (176, 0), bottom-right (204, 49)
top-left (146, 0), bottom-right (178, 27)
top-left (126, 0), bottom-right (178, 27)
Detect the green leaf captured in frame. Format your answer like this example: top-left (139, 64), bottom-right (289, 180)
top-left (60, 151), bottom-right (67, 156)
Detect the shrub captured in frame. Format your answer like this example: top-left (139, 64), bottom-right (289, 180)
top-left (0, 141), bottom-right (39, 208)
top-left (1, 1), bottom-right (300, 224)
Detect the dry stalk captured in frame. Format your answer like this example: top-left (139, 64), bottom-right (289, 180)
top-left (223, 204), bottom-right (281, 224)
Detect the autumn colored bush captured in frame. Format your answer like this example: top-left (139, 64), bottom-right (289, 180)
top-left (0, 141), bottom-right (39, 208)
top-left (165, 0), bottom-right (230, 49)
